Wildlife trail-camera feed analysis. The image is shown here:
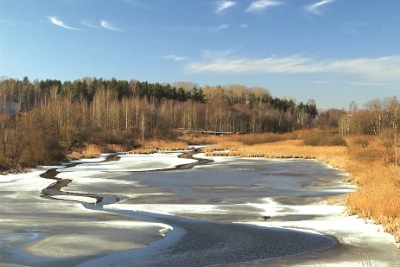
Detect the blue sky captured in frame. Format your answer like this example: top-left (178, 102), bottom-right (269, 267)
top-left (1, 0), bottom-right (399, 109)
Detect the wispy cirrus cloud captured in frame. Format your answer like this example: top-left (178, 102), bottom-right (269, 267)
top-left (246, 0), bottom-right (282, 12)
top-left (167, 24), bottom-right (229, 33)
top-left (82, 20), bottom-right (99, 29)
top-left (305, 0), bottom-right (336, 15)
top-left (312, 80), bottom-right (330, 84)
top-left (213, 24), bottom-right (229, 31)
top-left (100, 20), bottom-right (122, 31)
top-left (162, 55), bottom-right (188, 61)
top-left (185, 54), bottom-right (400, 81)
top-left (349, 81), bottom-right (398, 87)
top-left (216, 0), bottom-right (236, 13)
top-left (48, 16), bottom-right (80, 30)
top-left (201, 49), bottom-right (234, 59)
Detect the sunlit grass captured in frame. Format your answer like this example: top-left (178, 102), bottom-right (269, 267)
top-left (67, 143), bottom-right (126, 160)
top-left (67, 144), bottom-right (102, 160)
top-left (129, 139), bottom-right (190, 154)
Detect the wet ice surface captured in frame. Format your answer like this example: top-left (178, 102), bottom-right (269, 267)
top-left (0, 154), bottom-right (398, 266)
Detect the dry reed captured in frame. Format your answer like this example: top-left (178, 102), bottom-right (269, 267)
top-left (129, 139), bottom-right (189, 154)
top-left (67, 144), bottom-right (102, 160)
top-left (67, 143), bottom-right (125, 160)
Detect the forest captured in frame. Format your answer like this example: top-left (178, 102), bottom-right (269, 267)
top-left (0, 76), bottom-right (398, 172)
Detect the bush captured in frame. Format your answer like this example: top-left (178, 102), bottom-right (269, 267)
top-left (236, 134), bottom-right (284, 145)
top-left (303, 134), bottom-right (347, 146)
top-left (353, 137), bottom-right (369, 148)
top-left (379, 129), bottom-right (395, 150)
top-left (353, 148), bottom-right (382, 163)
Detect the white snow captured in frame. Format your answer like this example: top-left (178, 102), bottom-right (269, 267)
top-left (58, 153), bottom-right (197, 173)
top-left (50, 195), bottom-right (98, 204)
top-left (1, 152), bottom-right (399, 266)
top-left (106, 203), bottom-right (222, 216)
top-left (239, 198), bottom-right (399, 266)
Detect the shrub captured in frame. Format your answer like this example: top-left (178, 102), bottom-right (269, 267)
top-left (353, 137), bottom-right (370, 148)
top-left (379, 129), bottom-right (395, 150)
top-left (303, 134), bottom-right (347, 146)
top-left (353, 148), bottom-right (382, 163)
top-left (235, 134), bottom-right (284, 145)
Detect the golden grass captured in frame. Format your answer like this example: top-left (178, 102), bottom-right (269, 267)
top-left (184, 131), bottom-right (313, 146)
top-left (67, 144), bottom-right (125, 160)
top-left (345, 162), bottom-right (400, 241)
top-left (129, 139), bottom-right (189, 154)
top-left (204, 139), bottom-right (348, 169)
top-left (67, 144), bottom-right (102, 160)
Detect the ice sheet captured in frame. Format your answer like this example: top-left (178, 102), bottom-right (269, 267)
top-left (58, 153), bottom-right (197, 173)
top-left (1, 153), bottom-right (399, 267)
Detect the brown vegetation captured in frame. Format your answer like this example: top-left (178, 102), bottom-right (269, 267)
top-left (129, 139), bottom-right (189, 154)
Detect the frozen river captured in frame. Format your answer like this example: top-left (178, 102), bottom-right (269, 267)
top-left (0, 153), bottom-right (398, 266)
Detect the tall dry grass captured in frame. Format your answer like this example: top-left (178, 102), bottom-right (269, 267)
top-left (67, 143), bottom-right (125, 160)
top-left (129, 139), bottom-right (190, 154)
top-left (206, 140), bottom-right (349, 169)
top-left (183, 131), bottom-right (314, 147)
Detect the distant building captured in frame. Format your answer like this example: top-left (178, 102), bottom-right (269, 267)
top-left (0, 100), bottom-right (20, 115)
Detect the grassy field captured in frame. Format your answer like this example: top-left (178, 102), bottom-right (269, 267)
top-left (70, 131), bottom-right (400, 242)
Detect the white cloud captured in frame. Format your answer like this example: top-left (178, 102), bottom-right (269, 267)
top-left (305, 0), bottom-right (336, 15)
top-left (168, 24), bottom-right (229, 33)
top-left (216, 0), bottom-right (236, 13)
top-left (240, 23), bottom-right (249, 28)
top-left (349, 81), bottom-right (398, 87)
top-left (162, 55), bottom-right (188, 61)
top-left (185, 54), bottom-right (400, 81)
top-left (246, 0), bottom-right (282, 12)
top-left (213, 24), bottom-right (229, 31)
top-left (48, 16), bottom-right (80, 30)
top-left (201, 50), bottom-right (234, 59)
top-left (100, 20), bottom-right (122, 31)
top-left (312, 80), bottom-right (330, 84)
top-left (82, 20), bottom-right (99, 29)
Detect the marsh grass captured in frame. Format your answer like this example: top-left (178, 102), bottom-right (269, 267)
top-left (183, 131), bottom-right (311, 146)
top-left (303, 133), bottom-right (347, 146)
top-left (353, 136), bottom-right (371, 148)
top-left (67, 144), bottom-right (102, 160)
top-left (67, 143), bottom-right (126, 160)
top-left (129, 139), bottom-right (189, 154)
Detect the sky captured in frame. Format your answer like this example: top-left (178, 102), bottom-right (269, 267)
top-left (1, 0), bottom-right (399, 110)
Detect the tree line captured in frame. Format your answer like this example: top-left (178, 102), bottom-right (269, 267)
top-left (4, 76), bottom-right (394, 169)
top-left (0, 76), bottom-right (321, 170)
